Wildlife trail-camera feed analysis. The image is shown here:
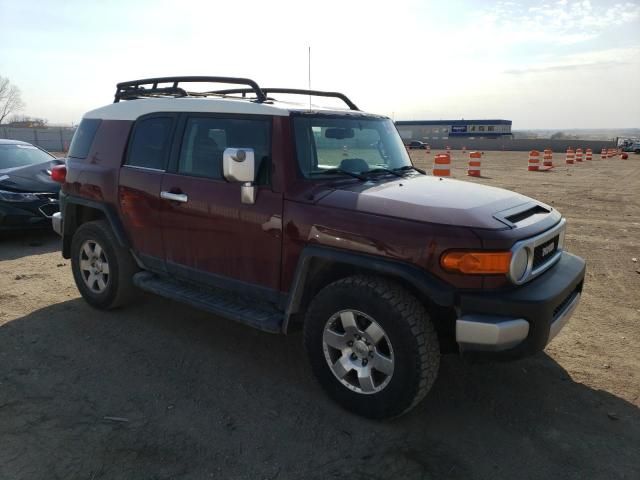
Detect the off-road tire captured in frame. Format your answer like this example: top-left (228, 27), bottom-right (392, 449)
top-left (71, 220), bottom-right (137, 309)
top-left (304, 275), bottom-right (440, 419)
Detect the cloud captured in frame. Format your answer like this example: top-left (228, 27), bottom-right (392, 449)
top-left (504, 61), bottom-right (624, 74)
top-left (503, 46), bottom-right (640, 75)
top-left (474, 0), bottom-right (640, 46)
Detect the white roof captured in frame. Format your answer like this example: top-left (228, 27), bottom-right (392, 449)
top-left (83, 96), bottom-right (378, 121)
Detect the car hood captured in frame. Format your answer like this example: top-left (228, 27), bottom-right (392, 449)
top-left (0, 160), bottom-right (63, 193)
top-left (316, 175), bottom-right (537, 229)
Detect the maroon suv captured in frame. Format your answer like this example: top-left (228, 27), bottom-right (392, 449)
top-left (52, 77), bottom-right (585, 418)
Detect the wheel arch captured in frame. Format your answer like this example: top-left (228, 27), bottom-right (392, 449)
top-left (61, 195), bottom-right (130, 259)
top-left (282, 246), bottom-right (456, 334)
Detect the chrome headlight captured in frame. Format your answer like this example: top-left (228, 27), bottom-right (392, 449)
top-left (0, 190), bottom-right (40, 202)
top-left (509, 246), bottom-right (530, 283)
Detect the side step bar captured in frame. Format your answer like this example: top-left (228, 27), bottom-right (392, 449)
top-left (133, 272), bottom-right (284, 333)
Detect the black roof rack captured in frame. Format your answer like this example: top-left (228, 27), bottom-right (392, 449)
top-left (212, 87), bottom-right (359, 111)
top-left (114, 76), bottom-right (267, 103)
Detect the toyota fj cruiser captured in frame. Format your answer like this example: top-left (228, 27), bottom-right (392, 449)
top-left (52, 76), bottom-right (585, 419)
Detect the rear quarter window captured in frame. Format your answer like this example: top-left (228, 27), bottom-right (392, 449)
top-left (68, 119), bottom-right (101, 159)
top-left (125, 116), bottom-right (174, 170)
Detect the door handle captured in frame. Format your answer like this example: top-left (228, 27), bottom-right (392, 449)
top-left (160, 191), bottom-right (188, 203)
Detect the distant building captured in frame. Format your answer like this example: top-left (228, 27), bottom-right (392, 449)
top-left (395, 119), bottom-right (512, 142)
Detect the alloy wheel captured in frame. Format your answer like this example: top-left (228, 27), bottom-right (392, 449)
top-left (79, 239), bottom-right (110, 293)
top-left (322, 309), bottom-right (395, 394)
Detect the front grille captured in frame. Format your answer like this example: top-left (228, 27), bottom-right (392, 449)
top-left (533, 235), bottom-right (559, 269)
top-left (509, 218), bottom-right (566, 285)
top-left (38, 203), bottom-right (59, 217)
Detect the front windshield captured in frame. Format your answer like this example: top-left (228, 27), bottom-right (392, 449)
top-left (0, 144), bottom-right (54, 170)
top-left (293, 115), bottom-right (412, 178)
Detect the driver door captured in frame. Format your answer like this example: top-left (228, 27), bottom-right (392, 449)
top-left (159, 114), bottom-right (283, 300)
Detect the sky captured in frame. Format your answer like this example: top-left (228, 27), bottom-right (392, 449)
top-left (0, 0), bottom-right (639, 129)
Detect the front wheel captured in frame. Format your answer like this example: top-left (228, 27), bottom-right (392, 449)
top-left (304, 275), bottom-right (440, 419)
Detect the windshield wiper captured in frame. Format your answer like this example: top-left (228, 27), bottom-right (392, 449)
top-left (309, 168), bottom-right (367, 180)
top-left (393, 165), bottom-right (426, 175)
top-left (365, 167), bottom-right (404, 178)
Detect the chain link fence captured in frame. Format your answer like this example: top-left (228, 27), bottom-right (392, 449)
top-left (1, 126), bottom-right (76, 152)
top-left (1, 125), bottom-right (618, 154)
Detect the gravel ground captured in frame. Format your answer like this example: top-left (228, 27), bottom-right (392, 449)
top-left (0, 150), bottom-right (638, 479)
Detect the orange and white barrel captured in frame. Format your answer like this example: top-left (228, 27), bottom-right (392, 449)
top-left (566, 148), bottom-right (575, 165)
top-left (433, 153), bottom-right (451, 177)
top-left (585, 148), bottom-right (592, 161)
top-left (543, 148), bottom-right (553, 168)
top-left (528, 150), bottom-right (540, 171)
top-left (575, 148), bottom-right (583, 162)
top-left (601, 148), bottom-right (606, 159)
top-left (468, 151), bottom-right (481, 177)
top-left (607, 148), bottom-right (613, 158)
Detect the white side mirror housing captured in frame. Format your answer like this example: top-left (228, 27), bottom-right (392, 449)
top-left (223, 148), bottom-right (255, 183)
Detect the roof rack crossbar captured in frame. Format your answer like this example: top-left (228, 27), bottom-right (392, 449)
top-left (114, 76), bottom-right (267, 103)
top-left (212, 87), bottom-right (359, 111)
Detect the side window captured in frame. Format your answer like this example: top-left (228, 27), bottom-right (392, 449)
top-left (126, 117), bottom-right (173, 170)
top-left (68, 118), bottom-right (101, 159)
top-left (178, 117), bottom-right (271, 181)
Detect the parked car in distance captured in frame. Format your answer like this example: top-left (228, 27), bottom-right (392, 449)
top-left (51, 76), bottom-right (585, 419)
top-left (407, 140), bottom-right (428, 149)
top-left (0, 139), bottom-right (63, 231)
top-left (619, 139), bottom-right (640, 153)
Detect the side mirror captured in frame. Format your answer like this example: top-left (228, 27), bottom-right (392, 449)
top-left (223, 147), bottom-right (255, 182)
top-left (223, 147), bottom-right (257, 205)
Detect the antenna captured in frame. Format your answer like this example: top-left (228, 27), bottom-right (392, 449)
top-left (308, 46), bottom-right (311, 110)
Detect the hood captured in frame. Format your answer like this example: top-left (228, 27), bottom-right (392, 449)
top-left (316, 175), bottom-right (539, 229)
top-left (0, 159), bottom-right (63, 194)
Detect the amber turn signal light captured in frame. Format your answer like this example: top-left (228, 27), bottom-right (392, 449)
top-left (440, 251), bottom-right (511, 275)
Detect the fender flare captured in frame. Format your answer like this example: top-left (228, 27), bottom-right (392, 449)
top-left (61, 194), bottom-right (130, 258)
top-left (282, 245), bottom-right (456, 332)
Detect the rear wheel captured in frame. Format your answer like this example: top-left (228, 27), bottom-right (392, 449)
top-left (304, 275), bottom-right (440, 419)
top-left (71, 220), bottom-right (137, 309)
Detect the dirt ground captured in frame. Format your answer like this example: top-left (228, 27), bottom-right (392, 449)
top-left (1, 151), bottom-right (638, 480)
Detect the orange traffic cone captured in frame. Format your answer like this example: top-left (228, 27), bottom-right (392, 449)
top-left (566, 148), bottom-right (575, 165)
top-left (528, 150), bottom-right (540, 171)
top-left (433, 154), bottom-right (451, 177)
top-left (468, 152), bottom-right (481, 177)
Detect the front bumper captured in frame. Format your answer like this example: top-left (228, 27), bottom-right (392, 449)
top-left (0, 199), bottom-right (59, 231)
top-left (456, 252), bottom-right (585, 358)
